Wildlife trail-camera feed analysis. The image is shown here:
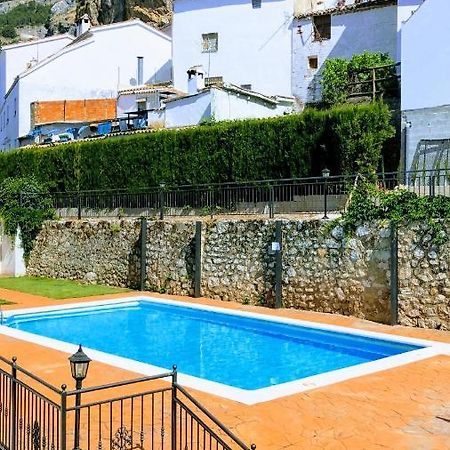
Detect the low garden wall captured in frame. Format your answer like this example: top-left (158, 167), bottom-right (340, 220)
top-left (27, 218), bottom-right (450, 330)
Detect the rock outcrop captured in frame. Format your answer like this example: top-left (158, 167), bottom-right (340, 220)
top-left (76, 0), bottom-right (172, 28)
top-left (3, 0), bottom-right (172, 45)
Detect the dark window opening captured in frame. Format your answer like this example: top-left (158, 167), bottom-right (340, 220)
top-left (308, 56), bottom-right (318, 70)
top-left (313, 15), bottom-right (331, 41)
top-left (252, 0), bottom-right (262, 8)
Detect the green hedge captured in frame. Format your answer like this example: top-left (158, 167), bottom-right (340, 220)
top-left (0, 102), bottom-right (395, 191)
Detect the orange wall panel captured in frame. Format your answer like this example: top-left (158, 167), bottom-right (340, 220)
top-left (31, 99), bottom-right (117, 126)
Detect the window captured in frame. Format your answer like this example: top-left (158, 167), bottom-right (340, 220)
top-left (313, 15), bottom-right (331, 41)
top-left (240, 84), bottom-right (252, 90)
top-left (252, 0), bottom-right (262, 8)
top-left (205, 76), bottom-right (223, 87)
top-left (308, 56), bottom-right (318, 70)
top-left (202, 33), bottom-right (218, 53)
top-left (137, 99), bottom-right (147, 112)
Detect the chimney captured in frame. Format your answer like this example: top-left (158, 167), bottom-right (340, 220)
top-left (137, 57), bottom-right (144, 85)
top-left (76, 14), bottom-right (92, 37)
top-left (187, 66), bottom-right (205, 95)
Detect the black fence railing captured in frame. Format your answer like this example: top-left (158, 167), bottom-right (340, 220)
top-left (18, 169), bottom-right (450, 220)
top-left (0, 357), bottom-right (255, 450)
top-left (0, 355), bottom-right (62, 450)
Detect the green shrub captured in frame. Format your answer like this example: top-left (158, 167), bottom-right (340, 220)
top-left (329, 101), bottom-right (395, 175)
top-left (0, 103), bottom-right (395, 191)
top-left (0, 25), bottom-right (18, 39)
top-left (341, 180), bottom-right (450, 245)
top-left (0, 177), bottom-right (54, 259)
top-left (321, 58), bottom-right (349, 106)
top-left (0, 2), bottom-right (52, 29)
top-left (321, 51), bottom-right (397, 106)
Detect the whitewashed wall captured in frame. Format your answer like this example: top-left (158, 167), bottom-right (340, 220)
top-left (0, 228), bottom-right (26, 277)
top-left (173, 0), bottom-right (294, 96)
top-left (212, 89), bottom-right (293, 121)
top-left (401, 0), bottom-right (450, 171)
top-left (0, 35), bottom-right (74, 102)
top-left (0, 82), bottom-right (20, 150)
top-left (165, 91), bottom-right (212, 128)
top-left (164, 87), bottom-right (293, 128)
top-left (401, 0), bottom-right (448, 112)
top-left (2, 21), bottom-right (172, 150)
top-left (292, 5), bottom-right (398, 103)
top-left (117, 94), bottom-right (138, 117)
top-left (397, 0), bottom-right (423, 61)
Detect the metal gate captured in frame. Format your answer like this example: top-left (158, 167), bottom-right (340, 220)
top-left (0, 356), bottom-right (255, 450)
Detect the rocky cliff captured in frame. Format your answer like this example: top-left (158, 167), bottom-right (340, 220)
top-left (1, 0), bottom-right (172, 45)
top-left (76, 0), bottom-right (172, 28)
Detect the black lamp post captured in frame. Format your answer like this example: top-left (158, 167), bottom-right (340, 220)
top-left (322, 168), bottom-right (330, 219)
top-left (69, 345), bottom-right (91, 450)
top-left (159, 183), bottom-right (166, 220)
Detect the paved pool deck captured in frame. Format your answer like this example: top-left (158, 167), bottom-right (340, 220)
top-left (0, 288), bottom-right (449, 449)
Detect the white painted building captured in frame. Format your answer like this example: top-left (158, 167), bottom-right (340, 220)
top-left (0, 34), bottom-right (74, 103)
top-left (292, 0), bottom-right (422, 104)
top-left (172, 0), bottom-right (295, 97)
top-left (164, 85), bottom-right (295, 128)
top-left (401, 0), bottom-right (450, 172)
top-left (0, 19), bottom-right (172, 150)
top-left (119, 67), bottom-right (295, 129)
top-left (117, 85), bottom-right (182, 118)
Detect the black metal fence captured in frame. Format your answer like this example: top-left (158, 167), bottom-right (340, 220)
top-left (0, 356), bottom-right (61, 450)
top-left (0, 357), bottom-right (255, 450)
top-left (19, 169), bottom-right (450, 220)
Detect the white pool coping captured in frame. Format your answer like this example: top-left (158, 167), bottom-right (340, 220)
top-left (1, 296), bottom-right (449, 405)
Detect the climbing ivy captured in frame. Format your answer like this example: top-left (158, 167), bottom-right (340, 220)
top-left (0, 177), bottom-right (55, 260)
top-left (321, 51), bottom-right (397, 106)
top-left (340, 179), bottom-right (450, 245)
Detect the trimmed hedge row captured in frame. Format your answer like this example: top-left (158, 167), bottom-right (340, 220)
top-left (0, 102), bottom-right (396, 191)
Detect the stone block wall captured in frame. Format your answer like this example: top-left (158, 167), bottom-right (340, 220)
top-left (26, 218), bottom-right (450, 330)
top-left (145, 221), bottom-right (197, 296)
top-left (202, 220), bottom-right (275, 304)
top-left (398, 223), bottom-right (450, 329)
top-left (283, 221), bottom-right (391, 323)
top-left (27, 220), bottom-right (141, 287)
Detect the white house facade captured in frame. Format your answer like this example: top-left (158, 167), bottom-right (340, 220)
top-left (401, 0), bottom-right (450, 172)
top-left (118, 67), bottom-right (295, 129)
top-left (292, 0), bottom-right (422, 104)
top-left (0, 19), bottom-right (172, 150)
top-left (0, 34), bottom-right (74, 103)
top-left (172, 0), bottom-right (295, 97)
top-left (164, 84), bottom-right (295, 128)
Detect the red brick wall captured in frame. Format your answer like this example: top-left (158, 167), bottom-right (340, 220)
top-left (31, 99), bottom-right (117, 127)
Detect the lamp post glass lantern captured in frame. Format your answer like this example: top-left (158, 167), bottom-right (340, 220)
top-left (69, 345), bottom-right (91, 450)
top-left (69, 344), bottom-right (91, 382)
top-left (322, 168), bottom-right (330, 219)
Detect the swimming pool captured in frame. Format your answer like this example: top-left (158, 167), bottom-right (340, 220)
top-left (0, 297), bottom-right (445, 404)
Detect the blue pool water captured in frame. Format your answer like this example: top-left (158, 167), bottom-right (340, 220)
top-left (5, 301), bottom-right (422, 390)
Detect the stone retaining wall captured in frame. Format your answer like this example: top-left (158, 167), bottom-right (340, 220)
top-left (27, 218), bottom-right (450, 330)
top-left (398, 223), bottom-right (450, 329)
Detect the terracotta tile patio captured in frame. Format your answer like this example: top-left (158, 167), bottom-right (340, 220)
top-left (0, 288), bottom-right (449, 449)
